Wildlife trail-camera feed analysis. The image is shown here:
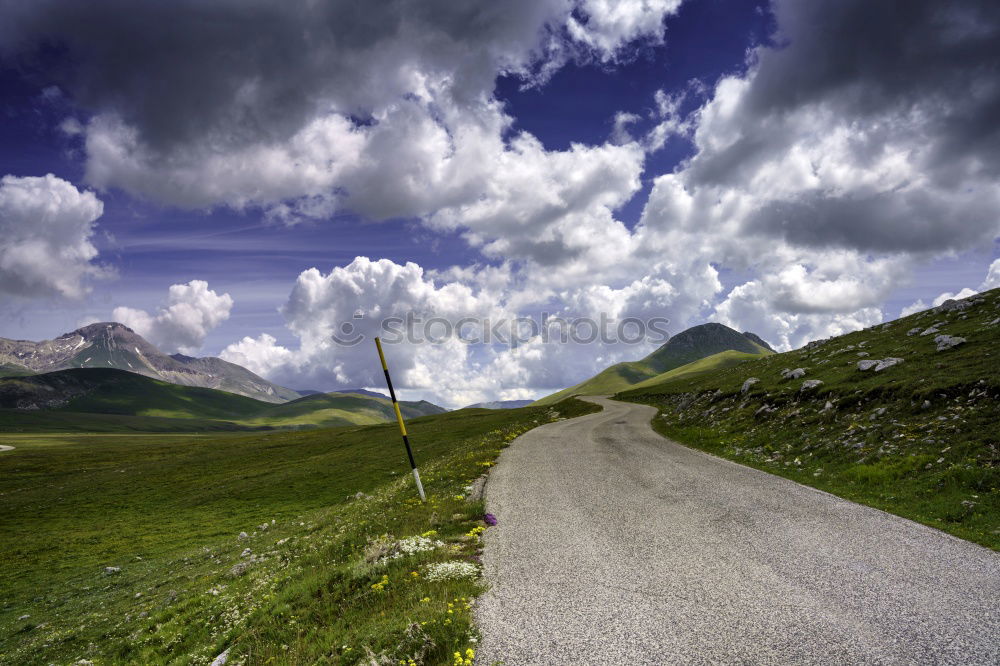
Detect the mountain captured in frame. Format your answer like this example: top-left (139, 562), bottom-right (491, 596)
top-left (0, 322), bottom-right (300, 403)
top-left (534, 323), bottom-right (774, 405)
top-left (462, 400), bottom-right (534, 410)
top-left (0, 367), bottom-right (447, 432)
top-left (336, 388), bottom-right (390, 399)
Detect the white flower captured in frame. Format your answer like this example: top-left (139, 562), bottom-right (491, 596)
top-left (423, 561), bottom-right (480, 582)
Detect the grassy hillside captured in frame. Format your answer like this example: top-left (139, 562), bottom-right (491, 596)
top-left (535, 323), bottom-right (773, 405)
top-left (627, 350), bottom-right (763, 391)
top-left (0, 368), bottom-right (445, 432)
top-left (620, 289), bottom-right (1000, 549)
top-left (0, 398), bottom-right (599, 665)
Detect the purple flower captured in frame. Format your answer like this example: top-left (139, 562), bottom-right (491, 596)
top-left (483, 513), bottom-right (498, 526)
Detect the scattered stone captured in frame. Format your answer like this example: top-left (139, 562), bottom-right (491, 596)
top-left (353, 491), bottom-right (369, 500)
top-left (238, 531), bottom-right (249, 540)
top-left (800, 379), bottom-right (824, 392)
top-left (869, 407), bottom-right (887, 421)
top-left (920, 325), bottom-right (941, 336)
top-left (104, 566), bottom-right (121, 575)
top-left (857, 351), bottom-right (870, 357)
top-left (241, 548), bottom-right (252, 558)
top-left (228, 561), bottom-right (253, 577)
top-left (17, 614), bottom-right (29, 621)
top-left (906, 327), bottom-right (922, 336)
top-left (874, 357), bottom-right (904, 372)
top-left (257, 523), bottom-right (269, 531)
top-left (934, 334), bottom-right (966, 351)
top-left (921, 400), bottom-right (932, 409)
top-left (741, 378), bottom-right (759, 394)
top-left (820, 401), bottom-right (834, 413)
top-left (857, 360), bottom-right (878, 371)
top-left (780, 368), bottom-right (807, 380)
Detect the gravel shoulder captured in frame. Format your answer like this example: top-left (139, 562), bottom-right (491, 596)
top-left (476, 396), bottom-right (1000, 665)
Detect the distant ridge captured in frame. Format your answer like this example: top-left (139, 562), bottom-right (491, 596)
top-left (462, 399), bottom-right (533, 410)
top-left (534, 322), bottom-right (773, 405)
top-left (0, 322), bottom-right (300, 403)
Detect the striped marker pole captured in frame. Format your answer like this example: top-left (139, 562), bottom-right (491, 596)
top-left (375, 337), bottom-right (426, 502)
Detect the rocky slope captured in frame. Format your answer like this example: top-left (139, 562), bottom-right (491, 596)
top-left (0, 322), bottom-right (300, 403)
top-left (620, 289), bottom-right (1000, 549)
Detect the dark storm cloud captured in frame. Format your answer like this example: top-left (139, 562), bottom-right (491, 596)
top-left (692, 0), bottom-right (1000, 187)
top-left (0, 0), bottom-right (567, 152)
top-left (677, 0), bottom-right (1000, 254)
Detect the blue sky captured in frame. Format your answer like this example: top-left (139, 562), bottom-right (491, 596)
top-left (1, 0), bottom-right (998, 406)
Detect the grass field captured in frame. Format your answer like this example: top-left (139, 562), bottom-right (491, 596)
top-left (0, 399), bottom-right (598, 665)
top-left (620, 290), bottom-right (1000, 550)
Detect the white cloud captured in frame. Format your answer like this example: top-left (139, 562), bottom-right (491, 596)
top-left (0, 173), bottom-right (107, 300)
top-left (980, 259), bottom-right (1000, 291)
top-left (113, 280), bottom-right (234, 354)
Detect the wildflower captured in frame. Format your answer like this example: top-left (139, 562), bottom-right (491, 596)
top-left (423, 561), bottom-right (479, 582)
top-left (371, 574), bottom-right (389, 592)
top-left (419, 597), bottom-right (431, 603)
top-left (483, 513), bottom-right (497, 526)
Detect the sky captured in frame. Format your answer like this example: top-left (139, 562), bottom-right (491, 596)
top-left (0, 0), bottom-right (998, 407)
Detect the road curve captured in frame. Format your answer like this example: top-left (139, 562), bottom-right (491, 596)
top-left (476, 396), bottom-right (1000, 665)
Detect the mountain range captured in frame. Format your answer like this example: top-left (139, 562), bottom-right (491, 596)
top-left (0, 322), bottom-right (301, 403)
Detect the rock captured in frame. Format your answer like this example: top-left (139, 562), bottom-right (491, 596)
top-left (17, 614), bottom-right (29, 621)
top-left (741, 378), bottom-right (759, 394)
top-left (920, 325), bottom-right (941, 336)
top-left (921, 400), bottom-right (931, 409)
top-left (869, 407), bottom-right (887, 420)
top-left (857, 351), bottom-right (870, 357)
top-left (936, 298), bottom-right (972, 313)
top-left (240, 548), bottom-right (252, 558)
top-left (211, 649), bottom-right (231, 666)
top-left (857, 360), bottom-right (878, 371)
top-left (781, 368), bottom-right (806, 379)
top-left (228, 561), bottom-right (253, 577)
top-left (800, 379), bottom-right (824, 392)
top-left (934, 334), bottom-right (966, 351)
top-left (257, 523), bottom-right (269, 531)
top-left (906, 327), bottom-right (922, 336)
top-left (238, 531), bottom-right (249, 540)
top-left (820, 401), bottom-right (834, 413)
top-left (874, 357), bottom-right (903, 372)
top-left (104, 566), bottom-right (121, 575)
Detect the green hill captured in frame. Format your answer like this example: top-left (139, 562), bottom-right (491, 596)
top-left (0, 368), bottom-right (445, 432)
top-left (619, 289), bottom-right (1000, 550)
top-left (627, 350), bottom-right (764, 391)
top-left (534, 322), bottom-right (773, 405)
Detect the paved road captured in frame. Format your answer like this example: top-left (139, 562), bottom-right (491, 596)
top-left (476, 396), bottom-right (1000, 665)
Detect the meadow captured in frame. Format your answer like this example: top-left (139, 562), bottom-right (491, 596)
top-left (0, 399), bottom-right (597, 665)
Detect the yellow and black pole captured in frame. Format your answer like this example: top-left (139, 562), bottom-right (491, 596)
top-left (374, 337), bottom-right (426, 502)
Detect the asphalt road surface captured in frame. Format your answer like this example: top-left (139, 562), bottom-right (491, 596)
top-left (476, 396), bottom-right (1000, 665)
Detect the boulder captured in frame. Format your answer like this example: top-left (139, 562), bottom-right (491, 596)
top-left (780, 368), bottom-right (807, 379)
top-left (857, 360), bottom-right (878, 371)
top-left (741, 378), bottom-right (759, 394)
top-left (800, 379), bottom-right (824, 392)
top-left (934, 334), bottom-right (966, 351)
top-left (874, 357), bottom-right (904, 372)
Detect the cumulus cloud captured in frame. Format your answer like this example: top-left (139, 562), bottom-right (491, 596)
top-left (0, 173), bottom-right (106, 300)
top-left (220, 256), bottom-right (707, 407)
top-left (113, 280), bottom-right (234, 354)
